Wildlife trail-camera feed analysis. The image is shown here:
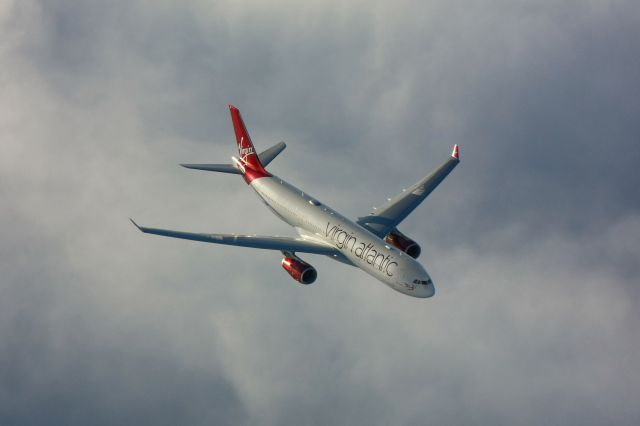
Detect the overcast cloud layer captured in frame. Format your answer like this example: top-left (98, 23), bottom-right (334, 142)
top-left (1, 0), bottom-right (639, 424)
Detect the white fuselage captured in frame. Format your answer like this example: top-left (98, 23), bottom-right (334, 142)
top-left (251, 176), bottom-right (435, 298)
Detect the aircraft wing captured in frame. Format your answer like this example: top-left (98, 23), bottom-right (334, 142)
top-left (357, 145), bottom-right (460, 237)
top-left (130, 219), bottom-right (337, 255)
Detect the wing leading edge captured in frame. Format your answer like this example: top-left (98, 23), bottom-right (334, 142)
top-left (357, 145), bottom-right (460, 237)
top-left (130, 219), bottom-right (337, 255)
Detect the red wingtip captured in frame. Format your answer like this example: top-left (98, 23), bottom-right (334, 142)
top-left (229, 104), bottom-right (238, 111)
top-left (452, 144), bottom-right (459, 160)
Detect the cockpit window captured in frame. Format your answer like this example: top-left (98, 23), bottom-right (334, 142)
top-left (308, 199), bottom-right (322, 206)
top-left (413, 279), bottom-right (433, 285)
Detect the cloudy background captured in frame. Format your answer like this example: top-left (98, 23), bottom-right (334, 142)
top-left (2, 0), bottom-right (639, 424)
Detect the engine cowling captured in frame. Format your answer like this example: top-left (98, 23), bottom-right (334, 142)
top-left (385, 229), bottom-right (421, 259)
top-left (281, 255), bottom-right (317, 284)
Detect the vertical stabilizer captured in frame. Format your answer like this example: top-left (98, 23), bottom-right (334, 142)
top-left (229, 105), bottom-right (269, 182)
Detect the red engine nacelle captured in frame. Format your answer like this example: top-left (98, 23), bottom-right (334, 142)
top-left (385, 229), bottom-right (421, 259)
top-left (281, 255), bottom-right (317, 284)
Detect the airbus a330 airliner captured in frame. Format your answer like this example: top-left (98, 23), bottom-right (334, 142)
top-left (131, 105), bottom-right (459, 298)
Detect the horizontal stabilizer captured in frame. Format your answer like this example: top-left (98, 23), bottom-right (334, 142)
top-left (180, 141), bottom-right (286, 174)
top-left (258, 141), bottom-right (286, 166)
top-left (180, 163), bottom-right (241, 174)
top-left (130, 219), bottom-right (337, 255)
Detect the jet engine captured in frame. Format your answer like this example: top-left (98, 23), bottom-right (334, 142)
top-left (281, 255), bottom-right (317, 284)
top-left (385, 229), bottom-right (421, 259)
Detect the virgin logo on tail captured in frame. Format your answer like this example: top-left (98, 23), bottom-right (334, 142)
top-left (239, 137), bottom-right (255, 161)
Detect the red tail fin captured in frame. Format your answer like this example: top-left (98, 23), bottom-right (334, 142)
top-left (229, 105), bottom-right (269, 182)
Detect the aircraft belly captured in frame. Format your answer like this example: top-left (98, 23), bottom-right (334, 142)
top-left (250, 177), bottom-right (421, 296)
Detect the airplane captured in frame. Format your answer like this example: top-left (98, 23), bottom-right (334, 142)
top-left (131, 105), bottom-right (460, 298)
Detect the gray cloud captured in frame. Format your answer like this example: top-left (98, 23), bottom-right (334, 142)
top-left (1, 0), bottom-right (639, 424)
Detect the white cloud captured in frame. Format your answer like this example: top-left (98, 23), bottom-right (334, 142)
top-left (1, 0), bottom-right (639, 424)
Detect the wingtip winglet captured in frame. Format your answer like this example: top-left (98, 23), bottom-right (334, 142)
top-left (129, 218), bottom-right (142, 231)
top-left (452, 144), bottom-right (459, 160)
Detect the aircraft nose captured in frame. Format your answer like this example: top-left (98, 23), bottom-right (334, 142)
top-left (421, 283), bottom-right (436, 298)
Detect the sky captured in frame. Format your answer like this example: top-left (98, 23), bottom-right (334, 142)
top-left (1, 0), bottom-right (639, 424)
